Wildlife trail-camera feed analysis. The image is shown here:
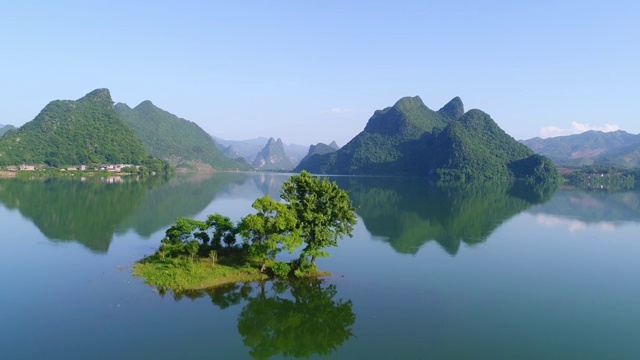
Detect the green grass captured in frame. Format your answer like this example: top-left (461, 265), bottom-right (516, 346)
top-left (133, 250), bottom-right (332, 293)
top-left (133, 253), bottom-right (269, 292)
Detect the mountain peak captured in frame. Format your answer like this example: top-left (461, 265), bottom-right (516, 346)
top-left (134, 100), bottom-right (157, 111)
top-left (114, 102), bottom-right (132, 111)
top-left (80, 88), bottom-right (113, 103)
top-left (329, 141), bottom-right (339, 150)
top-left (438, 96), bottom-right (464, 120)
top-left (393, 96), bottom-right (425, 112)
top-left (252, 137), bottom-right (293, 170)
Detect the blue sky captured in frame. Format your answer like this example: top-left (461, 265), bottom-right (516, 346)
top-left (1, 1), bottom-right (638, 145)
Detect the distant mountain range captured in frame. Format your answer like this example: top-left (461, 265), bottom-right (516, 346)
top-left (115, 101), bottom-right (252, 171)
top-left (296, 96), bottom-right (558, 183)
top-left (212, 136), bottom-right (310, 167)
top-left (0, 124), bottom-right (15, 137)
top-left (520, 130), bottom-right (640, 168)
top-left (212, 136), bottom-right (270, 162)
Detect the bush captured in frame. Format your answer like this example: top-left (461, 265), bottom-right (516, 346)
top-left (271, 261), bottom-right (291, 278)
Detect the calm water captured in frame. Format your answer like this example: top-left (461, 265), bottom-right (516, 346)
top-left (1, 174), bottom-right (639, 359)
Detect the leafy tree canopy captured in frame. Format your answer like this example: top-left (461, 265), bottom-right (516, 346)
top-left (281, 171), bottom-right (358, 269)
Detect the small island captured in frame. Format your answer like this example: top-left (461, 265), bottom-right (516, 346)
top-left (133, 171), bottom-right (358, 292)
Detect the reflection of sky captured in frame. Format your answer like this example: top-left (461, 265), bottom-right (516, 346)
top-left (535, 213), bottom-right (620, 232)
top-left (527, 189), bottom-right (640, 229)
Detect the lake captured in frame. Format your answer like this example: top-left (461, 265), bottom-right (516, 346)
top-left (1, 173), bottom-right (639, 359)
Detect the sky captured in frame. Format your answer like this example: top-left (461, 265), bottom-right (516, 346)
top-left (1, 0), bottom-right (639, 146)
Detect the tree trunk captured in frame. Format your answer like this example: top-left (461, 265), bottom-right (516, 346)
top-left (260, 262), bottom-right (266, 272)
top-left (311, 256), bottom-right (317, 265)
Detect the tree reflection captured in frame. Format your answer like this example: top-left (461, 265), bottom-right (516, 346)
top-left (172, 279), bottom-right (356, 359)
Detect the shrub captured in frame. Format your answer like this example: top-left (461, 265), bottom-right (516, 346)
top-left (271, 261), bottom-right (291, 278)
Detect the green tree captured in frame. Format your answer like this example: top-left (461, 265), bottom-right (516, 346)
top-left (159, 217), bottom-right (207, 258)
top-left (185, 240), bottom-right (199, 261)
top-left (206, 213), bottom-right (237, 248)
top-left (238, 195), bottom-right (301, 272)
top-left (281, 171), bottom-right (357, 268)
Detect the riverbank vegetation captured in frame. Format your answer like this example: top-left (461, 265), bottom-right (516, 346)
top-left (134, 171), bottom-right (357, 292)
top-left (3, 157), bottom-right (172, 179)
top-left (563, 165), bottom-right (639, 190)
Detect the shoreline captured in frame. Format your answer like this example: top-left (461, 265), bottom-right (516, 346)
top-left (133, 257), bottom-right (330, 293)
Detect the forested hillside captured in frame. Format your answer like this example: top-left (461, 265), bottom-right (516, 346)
top-left (0, 89), bottom-right (149, 167)
top-left (296, 96), bottom-right (558, 183)
top-left (0, 124), bottom-right (15, 137)
top-left (115, 101), bottom-right (252, 171)
top-left (298, 142), bottom-right (340, 165)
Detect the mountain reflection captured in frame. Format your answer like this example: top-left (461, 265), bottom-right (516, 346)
top-left (0, 177), bottom-right (155, 252)
top-left (0, 173), bottom-right (250, 253)
top-left (116, 172), bottom-right (249, 237)
top-left (172, 279), bottom-right (355, 360)
top-left (0, 172), bottom-right (567, 255)
top-left (334, 177), bottom-right (557, 255)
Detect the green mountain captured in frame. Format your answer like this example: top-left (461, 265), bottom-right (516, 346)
top-left (520, 130), bottom-right (640, 167)
top-left (115, 101), bottom-right (252, 171)
top-left (252, 137), bottom-right (293, 170)
top-left (438, 96), bottom-right (465, 120)
top-left (295, 96), bottom-right (450, 174)
top-left (0, 89), bottom-right (149, 167)
top-left (298, 142), bottom-right (340, 165)
top-left (296, 96), bottom-right (557, 182)
top-left (0, 124), bottom-right (15, 137)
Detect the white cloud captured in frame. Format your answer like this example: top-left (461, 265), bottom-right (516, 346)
top-left (540, 121), bottom-right (620, 138)
top-left (323, 107), bottom-right (353, 114)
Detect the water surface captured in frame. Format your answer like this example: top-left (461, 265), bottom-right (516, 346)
top-left (1, 174), bottom-right (638, 359)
